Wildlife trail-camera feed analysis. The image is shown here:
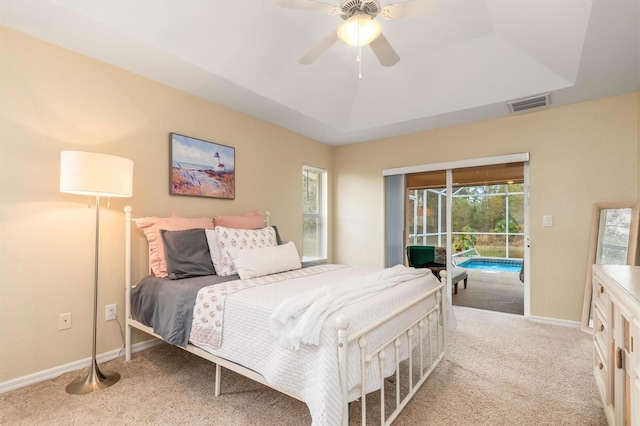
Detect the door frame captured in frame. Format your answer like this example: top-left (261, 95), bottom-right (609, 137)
top-left (384, 152), bottom-right (531, 317)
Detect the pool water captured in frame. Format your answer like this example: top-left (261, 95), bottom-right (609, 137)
top-left (457, 258), bottom-right (523, 273)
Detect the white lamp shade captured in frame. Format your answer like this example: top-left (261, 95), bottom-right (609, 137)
top-left (337, 14), bottom-right (382, 47)
top-left (60, 151), bottom-right (134, 197)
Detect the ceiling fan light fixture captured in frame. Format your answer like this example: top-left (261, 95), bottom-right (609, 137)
top-left (337, 14), bottom-right (382, 46)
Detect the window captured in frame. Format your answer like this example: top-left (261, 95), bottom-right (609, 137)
top-left (408, 183), bottom-right (525, 258)
top-left (302, 165), bottom-right (327, 261)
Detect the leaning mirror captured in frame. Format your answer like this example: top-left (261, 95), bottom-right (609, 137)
top-left (581, 201), bottom-right (640, 332)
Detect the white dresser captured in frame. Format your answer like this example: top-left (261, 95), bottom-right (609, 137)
top-left (592, 264), bottom-right (640, 426)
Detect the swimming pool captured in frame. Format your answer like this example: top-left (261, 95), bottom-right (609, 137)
top-left (457, 258), bottom-right (523, 273)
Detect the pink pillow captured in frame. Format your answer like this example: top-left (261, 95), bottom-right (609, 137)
top-left (214, 210), bottom-right (264, 229)
top-left (136, 216), bottom-right (214, 278)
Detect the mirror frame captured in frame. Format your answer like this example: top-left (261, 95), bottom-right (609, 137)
top-left (581, 201), bottom-right (640, 332)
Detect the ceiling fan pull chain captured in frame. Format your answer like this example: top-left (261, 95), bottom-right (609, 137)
top-left (358, 14), bottom-right (362, 78)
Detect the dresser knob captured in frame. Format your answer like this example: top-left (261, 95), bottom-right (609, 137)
top-left (600, 324), bottom-right (605, 332)
top-left (616, 347), bottom-right (623, 369)
top-left (599, 362), bottom-right (604, 370)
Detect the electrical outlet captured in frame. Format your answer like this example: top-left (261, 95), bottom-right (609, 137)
top-left (105, 304), bottom-right (117, 321)
top-left (59, 313), bottom-right (72, 330)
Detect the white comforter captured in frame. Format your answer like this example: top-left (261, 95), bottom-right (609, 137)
top-left (270, 264), bottom-right (430, 350)
top-left (189, 264), bottom-right (452, 426)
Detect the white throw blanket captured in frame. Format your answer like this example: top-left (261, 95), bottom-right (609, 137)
top-left (269, 264), bottom-right (429, 350)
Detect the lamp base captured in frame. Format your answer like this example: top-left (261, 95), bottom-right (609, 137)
top-left (66, 359), bottom-right (120, 395)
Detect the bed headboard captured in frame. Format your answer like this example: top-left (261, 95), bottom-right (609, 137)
top-left (124, 206), bottom-right (270, 281)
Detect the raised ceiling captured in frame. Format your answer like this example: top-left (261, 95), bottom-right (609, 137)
top-left (1, 0), bottom-right (638, 146)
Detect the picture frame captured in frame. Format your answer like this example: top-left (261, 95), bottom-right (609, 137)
top-left (169, 133), bottom-right (235, 199)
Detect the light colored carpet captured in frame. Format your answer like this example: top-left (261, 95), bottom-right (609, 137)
top-left (0, 307), bottom-right (605, 425)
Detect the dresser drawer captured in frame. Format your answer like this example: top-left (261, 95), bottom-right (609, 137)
top-left (594, 307), bottom-right (608, 360)
top-left (593, 345), bottom-right (612, 405)
top-left (593, 276), bottom-right (610, 310)
top-left (633, 319), bottom-right (640, 375)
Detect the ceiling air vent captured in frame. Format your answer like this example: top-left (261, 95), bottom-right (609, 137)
top-left (507, 93), bottom-right (550, 114)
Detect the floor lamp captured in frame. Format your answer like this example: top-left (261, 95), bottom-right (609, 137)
top-left (60, 150), bottom-right (134, 395)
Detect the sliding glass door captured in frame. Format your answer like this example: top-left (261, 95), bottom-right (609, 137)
top-left (384, 153), bottom-right (530, 316)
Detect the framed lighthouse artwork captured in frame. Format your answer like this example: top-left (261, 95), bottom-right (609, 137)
top-left (169, 133), bottom-right (235, 199)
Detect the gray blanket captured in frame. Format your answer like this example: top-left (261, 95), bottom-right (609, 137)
top-left (131, 275), bottom-right (238, 347)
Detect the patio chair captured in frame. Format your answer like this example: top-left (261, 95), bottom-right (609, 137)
top-left (451, 267), bottom-right (468, 295)
top-left (406, 245), bottom-right (435, 267)
top-left (406, 245), bottom-right (445, 276)
top-left (406, 246), bottom-right (467, 294)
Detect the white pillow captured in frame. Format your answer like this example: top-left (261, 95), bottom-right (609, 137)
top-left (228, 241), bottom-right (302, 280)
top-left (204, 229), bottom-right (223, 274)
top-left (213, 225), bottom-right (278, 276)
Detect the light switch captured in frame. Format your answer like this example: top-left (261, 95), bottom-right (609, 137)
top-left (543, 215), bottom-right (553, 227)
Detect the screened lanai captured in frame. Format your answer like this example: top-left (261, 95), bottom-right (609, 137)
top-left (405, 162), bottom-right (526, 315)
top-left (408, 183), bottom-right (525, 262)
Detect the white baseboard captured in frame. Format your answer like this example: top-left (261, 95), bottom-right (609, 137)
top-left (453, 306), bottom-right (582, 328)
top-left (0, 339), bottom-right (160, 394)
top-left (528, 315), bottom-right (581, 328)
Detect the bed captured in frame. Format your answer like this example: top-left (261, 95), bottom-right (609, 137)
top-left (124, 207), bottom-right (453, 425)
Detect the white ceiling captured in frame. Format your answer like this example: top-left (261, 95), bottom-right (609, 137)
top-left (1, 0), bottom-right (638, 146)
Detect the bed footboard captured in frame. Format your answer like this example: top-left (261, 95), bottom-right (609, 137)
top-left (337, 278), bottom-right (446, 426)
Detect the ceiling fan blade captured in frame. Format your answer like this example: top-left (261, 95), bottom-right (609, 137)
top-left (369, 33), bottom-right (400, 67)
top-left (380, 1), bottom-right (438, 20)
top-left (274, 0), bottom-right (342, 15)
top-left (299, 31), bottom-right (339, 64)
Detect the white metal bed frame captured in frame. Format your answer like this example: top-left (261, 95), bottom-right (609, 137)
top-left (123, 206), bottom-right (447, 425)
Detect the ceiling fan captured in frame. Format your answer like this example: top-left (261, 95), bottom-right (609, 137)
top-left (276, 0), bottom-right (434, 67)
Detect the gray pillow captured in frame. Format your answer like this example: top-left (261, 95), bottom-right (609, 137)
top-left (160, 229), bottom-right (216, 279)
top-left (271, 225), bottom-right (283, 245)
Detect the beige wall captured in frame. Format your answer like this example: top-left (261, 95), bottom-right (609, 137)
top-left (0, 27), bottom-right (332, 383)
top-left (333, 93), bottom-right (639, 322)
top-left (1, 24), bottom-right (639, 385)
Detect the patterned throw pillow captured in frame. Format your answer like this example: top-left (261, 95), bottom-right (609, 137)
top-left (213, 226), bottom-right (278, 276)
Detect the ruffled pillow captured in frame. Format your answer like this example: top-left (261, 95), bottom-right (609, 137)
top-left (136, 216), bottom-right (214, 278)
